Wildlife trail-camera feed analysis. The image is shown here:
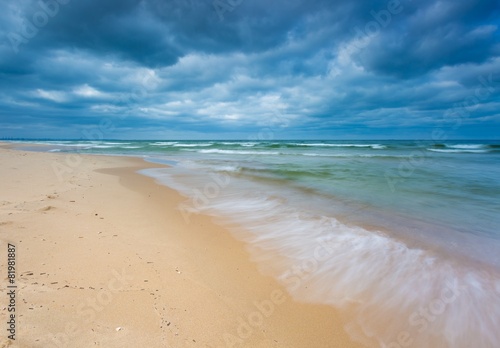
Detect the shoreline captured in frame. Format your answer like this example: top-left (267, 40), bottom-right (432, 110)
top-left (0, 145), bottom-right (361, 347)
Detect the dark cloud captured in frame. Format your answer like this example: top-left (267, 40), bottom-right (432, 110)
top-left (0, 0), bottom-right (499, 139)
top-left (355, 0), bottom-right (500, 78)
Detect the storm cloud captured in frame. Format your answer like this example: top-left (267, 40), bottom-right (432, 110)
top-left (0, 0), bottom-right (499, 139)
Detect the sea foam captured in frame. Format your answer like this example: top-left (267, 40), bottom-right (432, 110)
top-left (143, 164), bottom-right (500, 348)
top-left (196, 194), bottom-right (500, 348)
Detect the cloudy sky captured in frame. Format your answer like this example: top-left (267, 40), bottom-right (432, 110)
top-left (1, 0), bottom-right (499, 140)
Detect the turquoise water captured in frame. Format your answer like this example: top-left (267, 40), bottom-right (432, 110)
top-left (19, 139), bottom-right (500, 246)
top-left (13, 139), bottom-right (500, 347)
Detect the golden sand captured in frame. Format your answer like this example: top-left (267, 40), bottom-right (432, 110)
top-left (0, 145), bottom-right (360, 347)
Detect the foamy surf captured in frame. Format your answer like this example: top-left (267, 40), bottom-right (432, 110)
top-left (427, 148), bottom-right (489, 153)
top-left (198, 149), bottom-right (281, 155)
top-left (140, 150), bottom-right (500, 348)
top-left (179, 192), bottom-right (500, 348)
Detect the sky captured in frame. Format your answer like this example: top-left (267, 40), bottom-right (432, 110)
top-left (0, 0), bottom-right (499, 140)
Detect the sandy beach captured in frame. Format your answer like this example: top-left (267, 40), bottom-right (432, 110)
top-left (0, 145), bottom-right (361, 348)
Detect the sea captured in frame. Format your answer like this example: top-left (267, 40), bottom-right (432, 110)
top-left (10, 139), bottom-right (500, 347)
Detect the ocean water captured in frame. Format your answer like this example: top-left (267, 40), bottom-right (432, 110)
top-left (14, 139), bottom-right (500, 347)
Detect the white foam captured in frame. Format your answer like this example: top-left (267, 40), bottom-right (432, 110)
top-left (293, 143), bottom-right (386, 149)
top-left (45, 143), bottom-right (91, 147)
top-left (102, 142), bottom-right (131, 145)
top-left (302, 153), bottom-right (403, 158)
top-left (150, 142), bottom-right (178, 146)
top-left (141, 159), bottom-right (500, 347)
top-left (446, 144), bottom-right (486, 150)
top-left (219, 142), bottom-right (259, 147)
top-left (212, 165), bottom-right (241, 172)
top-left (173, 143), bottom-right (213, 147)
top-left (198, 149), bottom-right (280, 155)
top-left (428, 148), bottom-right (488, 153)
top-left (177, 189), bottom-right (500, 347)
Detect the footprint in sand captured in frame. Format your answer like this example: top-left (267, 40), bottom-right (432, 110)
top-left (40, 206), bottom-right (56, 212)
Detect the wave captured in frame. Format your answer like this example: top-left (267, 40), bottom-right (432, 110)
top-left (207, 141), bottom-right (258, 147)
top-left (44, 143), bottom-right (91, 147)
top-left (182, 193), bottom-right (500, 348)
top-left (428, 148), bottom-right (489, 154)
top-left (198, 149), bottom-right (281, 155)
top-left (285, 143), bottom-right (387, 149)
top-left (102, 142), bottom-right (131, 145)
top-left (173, 143), bottom-right (213, 147)
top-left (196, 149), bottom-right (408, 158)
top-left (212, 165), bottom-right (242, 172)
top-left (139, 146), bottom-right (500, 347)
top-left (302, 153), bottom-right (405, 158)
top-left (150, 141), bottom-right (178, 146)
top-left (91, 145), bottom-right (115, 149)
top-left (431, 143), bottom-right (499, 152)
top-left (446, 144), bottom-right (486, 150)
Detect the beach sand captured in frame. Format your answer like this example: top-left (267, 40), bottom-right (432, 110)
top-left (0, 145), bottom-right (361, 347)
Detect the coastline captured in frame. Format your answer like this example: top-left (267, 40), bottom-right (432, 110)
top-left (0, 145), bottom-right (361, 347)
